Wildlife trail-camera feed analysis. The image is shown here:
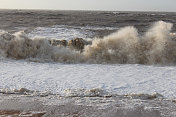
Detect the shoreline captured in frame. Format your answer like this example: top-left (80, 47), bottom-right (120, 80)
top-left (0, 94), bottom-right (176, 117)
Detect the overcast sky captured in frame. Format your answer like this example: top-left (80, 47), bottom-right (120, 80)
top-left (0, 0), bottom-right (175, 12)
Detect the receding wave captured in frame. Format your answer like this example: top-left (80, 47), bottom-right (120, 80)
top-left (0, 21), bottom-right (176, 64)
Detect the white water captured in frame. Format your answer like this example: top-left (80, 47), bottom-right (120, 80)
top-left (28, 25), bottom-right (93, 40)
top-left (0, 59), bottom-right (176, 98)
top-left (28, 25), bottom-right (117, 40)
top-left (0, 21), bottom-right (176, 98)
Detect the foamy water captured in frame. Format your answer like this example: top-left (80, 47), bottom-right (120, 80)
top-left (1, 59), bottom-right (176, 116)
top-left (28, 25), bottom-right (94, 40)
top-left (0, 59), bottom-right (176, 98)
top-left (28, 25), bottom-right (118, 40)
top-left (0, 20), bottom-right (176, 97)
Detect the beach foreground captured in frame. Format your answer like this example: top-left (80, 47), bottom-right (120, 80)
top-left (0, 93), bottom-right (176, 117)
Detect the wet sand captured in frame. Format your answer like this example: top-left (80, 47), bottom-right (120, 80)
top-left (0, 110), bottom-right (46, 117)
top-left (0, 94), bottom-right (176, 117)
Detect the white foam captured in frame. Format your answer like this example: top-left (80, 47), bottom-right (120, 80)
top-left (0, 60), bottom-right (176, 98)
top-left (28, 25), bottom-right (118, 40)
top-left (28, 25), bottom-right (94, 40)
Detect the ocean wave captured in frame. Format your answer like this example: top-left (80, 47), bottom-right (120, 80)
top-left (0, 21), bottom-right (176, 64)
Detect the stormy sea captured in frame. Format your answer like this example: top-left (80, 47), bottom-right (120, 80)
top-left (0, 10), bottom-right (176, 117)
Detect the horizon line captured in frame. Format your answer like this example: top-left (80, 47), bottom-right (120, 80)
top-left (0, 8), bottom-right (175, 13)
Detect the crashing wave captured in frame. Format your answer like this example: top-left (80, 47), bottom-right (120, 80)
top-left (0, 31), bottom-right (83, 63)
top-left (0, 21), bottom-right (176, 64)
top-left (84, 21), bottom-right (176, 64)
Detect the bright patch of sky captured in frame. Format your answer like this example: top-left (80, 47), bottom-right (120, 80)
top-left (0, 0), bottom-right (175, 12)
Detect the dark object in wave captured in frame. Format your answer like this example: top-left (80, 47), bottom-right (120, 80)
top-left (49, 38), bottom-right (92, 52)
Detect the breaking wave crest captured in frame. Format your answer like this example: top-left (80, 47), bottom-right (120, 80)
top-left (0, 30), bottom-right (83, 63)
top-left (0, 21), bottom-right (176, 64)
top-left (84, 21), bottom-right (176, 64)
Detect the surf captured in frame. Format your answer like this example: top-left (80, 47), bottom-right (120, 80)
top-left (0, 21), bottom-right (176, 64)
